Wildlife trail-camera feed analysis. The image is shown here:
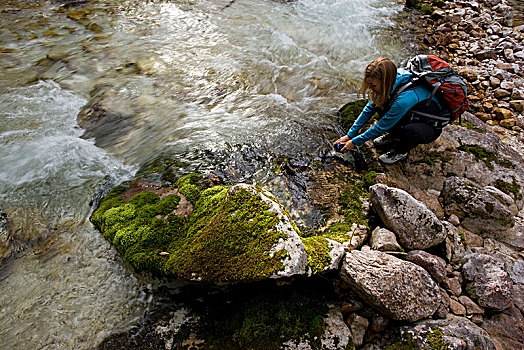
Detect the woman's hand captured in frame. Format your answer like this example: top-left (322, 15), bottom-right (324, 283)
top-left (334, 135), bottom-right (350, 144)
top-left (333, 135), bottom-right (355, 153)
top-left (340, 140), bottom-right (355, 153)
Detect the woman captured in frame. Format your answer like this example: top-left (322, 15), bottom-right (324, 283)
top-left (334, 57), bottom-right (445, 165)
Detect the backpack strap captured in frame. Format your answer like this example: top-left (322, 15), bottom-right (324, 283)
top-left (377, 80), bottom-right (417, 117)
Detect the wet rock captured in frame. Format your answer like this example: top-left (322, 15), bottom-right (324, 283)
top-left (76, 86), bottom-right (135, 148)
top-left (369, 184), bottom-right (446, 250)
top-left (462, 253), bottom-right (514, 311)
top-left (406, 250), bottom-right (447, 283)
top-left (395, 315), bottom-right (496, 350)
top-left (340, 250), bottom-right (441, 322)
top-left (440, 177), bottom-right (516, 237)
top-left (0, 209), bottom-right (13, 265)
top-left (369, 227), bottom-right (401, 252)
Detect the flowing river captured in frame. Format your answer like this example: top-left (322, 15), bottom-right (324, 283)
top-left (0, 0), bottom-right (415, 348)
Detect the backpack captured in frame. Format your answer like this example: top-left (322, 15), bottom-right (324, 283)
top-left (403, 55), bottom-right (469, 125)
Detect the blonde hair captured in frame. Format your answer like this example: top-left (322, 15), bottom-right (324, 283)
top-left (358, 57), bottom-right (397, 108)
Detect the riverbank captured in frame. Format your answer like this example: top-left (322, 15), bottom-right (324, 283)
top-left (408, 0), bottom-right (523, 135)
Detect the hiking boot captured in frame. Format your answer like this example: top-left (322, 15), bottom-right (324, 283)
top-left (378, 150), bottom-right (408, 165)
top-left (373, 134), bottom-right (397, 149)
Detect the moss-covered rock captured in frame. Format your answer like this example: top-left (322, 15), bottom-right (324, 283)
top-left (337, 99), bottom-right (370, 132)
top-left (91, 175), bottom-right (308, 283)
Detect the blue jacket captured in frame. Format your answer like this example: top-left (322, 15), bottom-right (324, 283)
top-left (347, 68), bottom-right (440, 146)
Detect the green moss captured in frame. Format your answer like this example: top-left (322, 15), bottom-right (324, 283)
top-left (302, 236), bottom-right (332, 274)
top-left (454, 120), bottom-right (487, 133)
top-left (196, 284), bottom-right (330, 349)
top-left (385, 327), bottom-right (448, 350)
top-left (363, 171), bottom-right (378, 188)
top-left (91, 182), bottom-right (293, 282)
top-left (420, 5), bottom-right (435, 14)
top-left (334, 177), bottom-right (370, 230)
top-left (459, 145), bottom-right (515, 170)
top-left (414, 151), bottom-right (452, 166)
top-left (494, 177), bottom-right (523, 201)
top-left (425, 327), bottom-right (448, 350)
top-left (458, 230), bottom-right (468, 248)
top-left (164, 186), bottom-right (288, 282)
top-left (175, 173), bottom-right (203, 205)
top-left (338, 99), bottom-right (373, 131)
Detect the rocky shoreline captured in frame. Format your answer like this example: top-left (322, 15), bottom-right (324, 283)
top-left (408, 0), bottom-right (524, 133)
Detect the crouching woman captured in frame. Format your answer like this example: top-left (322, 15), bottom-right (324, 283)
top-left (335, 56), bottom-right (445, 165)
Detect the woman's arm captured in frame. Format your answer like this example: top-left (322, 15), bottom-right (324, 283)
top-left (346, 101), bottom-right (377, 139)
top-left (350, 87), bottom-right (429, 146)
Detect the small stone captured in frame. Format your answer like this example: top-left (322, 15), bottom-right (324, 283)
top-left (470, 314), bottom-right (483, 324)
top-left (459, 295), bottom-right (485, 315)
top-left (449, 297), bottom-right (467, 316)
top-left (494, 88), bottom-right (511, 99)
top-left (512, 89), bottom-right (524, 100)
top-left (347, 313), bottom-right (369, 348)
top-left (443, 276), bottom-right (462, 296)
top-left (490, 76), bottom-right (501, 87)
top-left (370, 227), bottom-right (401, 252)
top-left (494, 107), bottom-right (513, 120)
top-left (448, 214), bottom-right (460, 226)
top-left (510, 100), bottom-right (524, 112)
top-left (370, 314), bottom-right (389, 333)
top-left (500, 118), bottom-right (516, 128)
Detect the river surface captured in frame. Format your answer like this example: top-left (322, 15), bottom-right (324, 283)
top-left (0, 0), bottom-right (414, 348)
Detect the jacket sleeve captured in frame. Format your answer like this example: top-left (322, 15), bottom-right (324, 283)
top-left (350, 87), bottom-right (430, 147)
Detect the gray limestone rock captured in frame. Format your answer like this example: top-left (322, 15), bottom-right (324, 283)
top-left (440, 177), bottom-right (515, 237)
top-left (406, 250), bottom-right (447, 283)
top-left (397, 315), bottom-right (496, 350)
top-left (369, 184), bottom-right (446, 250)
top-left (462, 253), bottom-right (514, 311)
top-left (340, 250), bottom-right (441, 322)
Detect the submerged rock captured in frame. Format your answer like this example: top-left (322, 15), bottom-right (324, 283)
top-left (340, 250), bottom-right (441, 322)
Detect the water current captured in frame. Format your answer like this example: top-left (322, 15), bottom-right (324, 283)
top-left (0, 0), bottom-right (415, 348)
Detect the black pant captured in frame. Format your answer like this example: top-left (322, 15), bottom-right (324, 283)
top-left (388, 121), bottom-right (442, 154)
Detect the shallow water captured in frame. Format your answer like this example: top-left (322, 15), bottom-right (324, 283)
top-left (0, 0), bottom-right (414, 348)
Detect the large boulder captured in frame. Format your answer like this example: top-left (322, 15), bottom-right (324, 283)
top-left (340, 250), bottom-right (441, 322)
top-left (394, 315), bottom-right (496, 350)
top-left (379, 113), bottom-right (524, 213)
top-left (440, 177), bottom-right (516, 237)
top-left (369, 184), bottom-right (446, 249)
top-left (462, 253), bottom-right (514, 311)
top-left (90, 174), bottom-right (308, 284)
